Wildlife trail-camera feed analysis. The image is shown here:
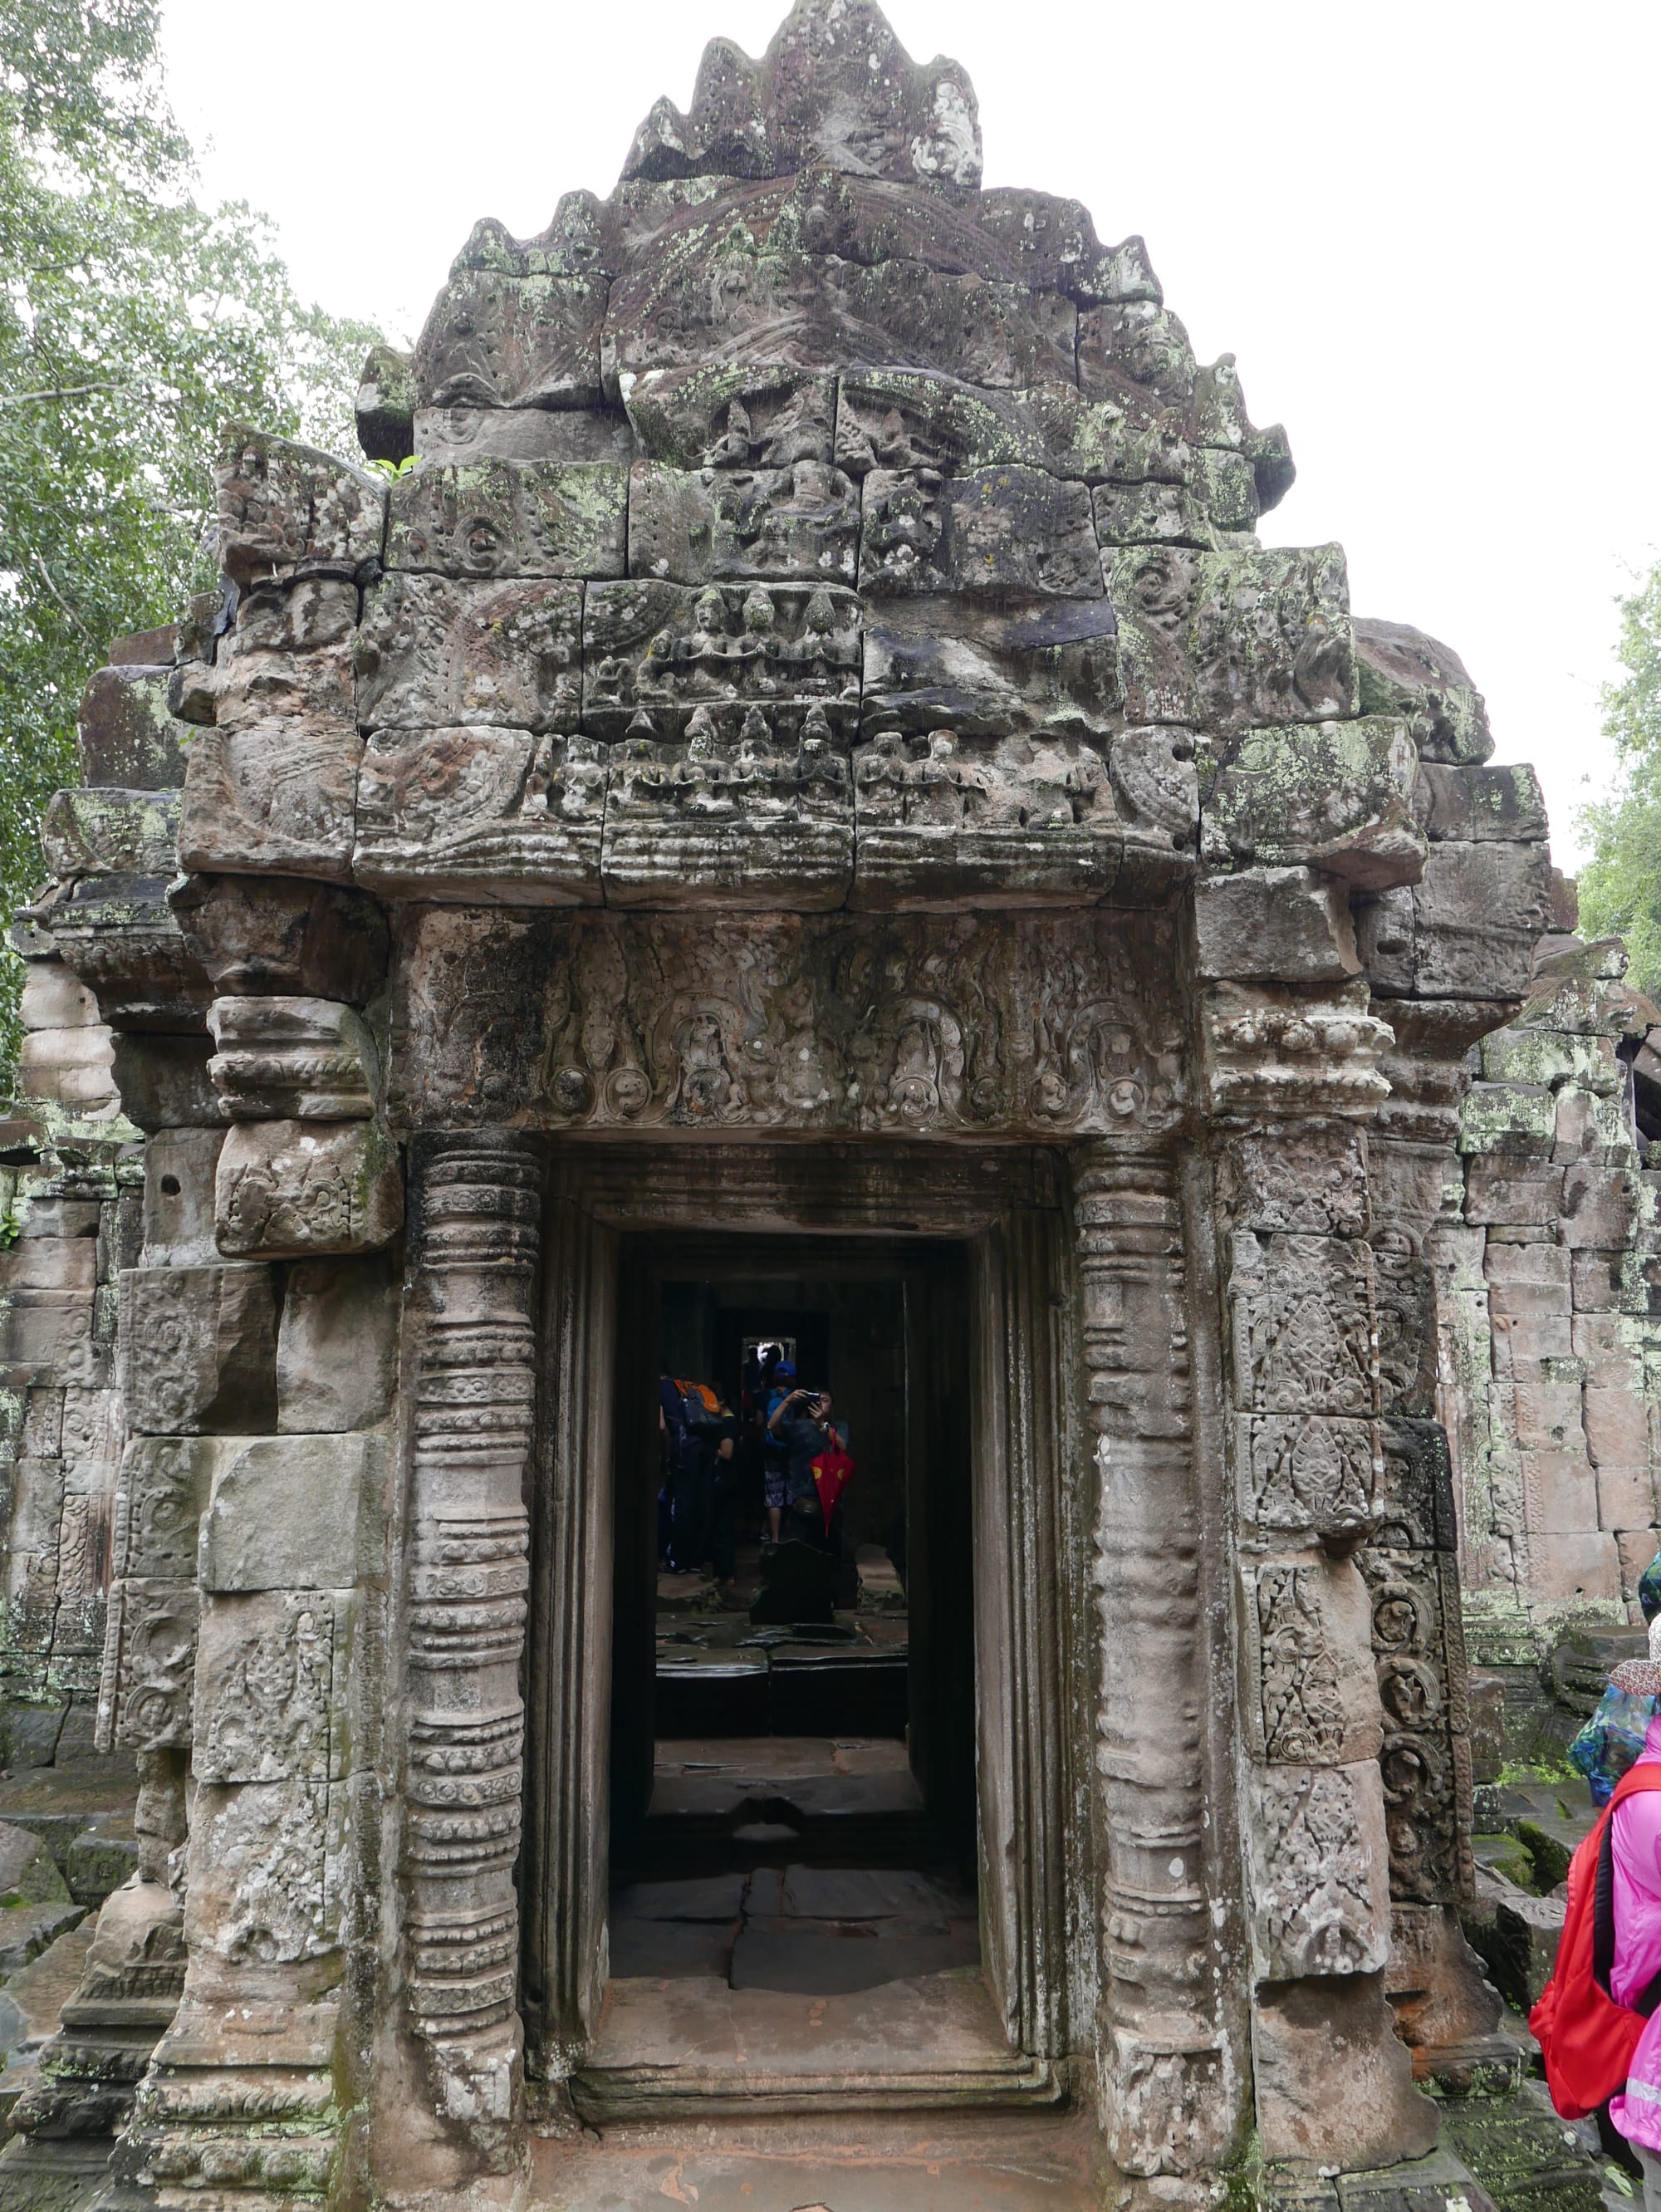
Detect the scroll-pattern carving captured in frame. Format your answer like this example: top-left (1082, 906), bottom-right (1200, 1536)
top-left (400, 1135), bottom-right (541, 2151)
top-left (1075, 1147), bottom-right (1240, 2180)
top-left (1357, 1541), bottom-right (1472, 1906)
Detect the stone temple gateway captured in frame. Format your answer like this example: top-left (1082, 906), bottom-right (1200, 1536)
top-left (9, 0), bottom-right (1661, 2204)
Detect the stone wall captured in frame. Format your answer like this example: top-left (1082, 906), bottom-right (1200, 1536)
top-left (1443, 913), bottom-right (1661, 1665)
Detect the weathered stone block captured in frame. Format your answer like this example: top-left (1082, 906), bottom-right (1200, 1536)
top-left (1247, 1759), bottom-right (1393, 1978)
top-left (604, 249), bottom-right (1077, 396)
top-left (1237, 1414), bottom-right (1381, 1548)
top-left (215, 1121), bottom-right (403, 1259)
top-left (0, 1238), bottom-right (97, 1294)
top-left (585, 578), bottom-right (861, 738)
top-left (1524, 1528), bottom-right (1620, 1605)
top-left (385, 903), bottom-right (1186, 1140)
top-left (207, 997), bottom-right (376, 1121)
top-left (216, 424), bottom-right (386, 591)
top-left (120, 1267), bottom-right (277, 1435)
top-left (386, 459), bottom-right (628, 580)
top-left (1464, 1157), bottom-right (1565, 1226)
top-left (625, 366), bottom-right (835, 473)
top-left (1093, 479), bottom-right (1213, 550)
top-left (619, 5), bottom-right (982, 194)
top-left (1109, 543), bottom-right (1355, 733)
top-left (183, 1776), bottom-right (330, 1964)
top-left (629, 458), bottom-right (860, 585)
top-left (850, 728), bottom-right (1121, 909)
top-left (1230, 1232), bottom-right (1379, 1419)
top-left (859, 464), bottom-right (1102, 599)
top-left (1595, 1457), bottom-right (1656, 1533)
top-left (199, 1435), bottom-right (383, 1593)
top-left (601, 719), bottom-right (851, 910)
top-left (1193, 867), bottom-right (1360, 983)
top-left (177, 721), bottom-right (361, 883)
top-left (100, 1576), bottom-right (200, 1749)
top-left (1354, 616), bottom-right (1492, 764)
top-left (138, 1130), bottom-right (220, 1272)
top-left (113, 1436), bottom-right (239, 1579)
top-left (41, 871), bottom-right (213, 1032)
top-left (1482, 1027), bottom-right (1620, 1096)
top-left (1376, 1419), bottom-right (1458, 1552)
top-left (76, 662), bottom-right (190, 790)
top-left (109, 1032), bottom-right (218, 1132)
top-left (42, 789), bottom-right (181, 881)
top-left (413, 267), bottom-right (608, 410)
top-left (1076, 298), bottom-right (1196, 421)
top-left (355, 573), bottom-right (583, 733)
top-left (1560, 1155), bottom-right (1640, 1248)
top-left (1204, 718), bottom-right (1424, 890)
top-left (1519, 1448), bottom-right (1600, 1534)
top-left (1414, 762), bottom-right (1548, 843)
top-left (171, 875), bottom-right (389, 1003)
top-left (352, 728), bottom-right (606, 905)
top-left (355, 341), bottom-right (414, 465)
top-left (1458, 1080), bottom-right (1556, 1158)
top-left (1252, 1972), bottom-right (1438, 2166)
top-left (1360, 841), bottom-right (1553, 1001)
top-left (1241, 1553), bottom-right (1382, 1764)
top-left (194, 1588), bottom-right (336, 1778)
top-left (835, 364), bottom-right (1182, 488)
top-left (277, 1257), bottom-right (399, 1435)
top-left (861, 592), bottom-right (1120, 739)
top-left (416, 402), bottom-right (635, 468)
top-left (1584, 1382), bottom-right (1650, 1474)
top-left (1204, 978), bottom-right (1393, 1121)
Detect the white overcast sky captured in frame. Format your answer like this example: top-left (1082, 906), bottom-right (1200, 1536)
top-left (159, 0), bottom-right (1661, 872)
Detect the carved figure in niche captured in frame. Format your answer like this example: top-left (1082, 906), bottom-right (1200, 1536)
top-left (773, 978), bottom-right (835, 1114)
top-left (1256, 1565), bottom-right (1346, 1763)
top-left (556, 734), bottom-right (609, 823)
top-left (668, 1003), bottom-right (748, 1123)
top-left (838, 400), bottom-right (946, 479)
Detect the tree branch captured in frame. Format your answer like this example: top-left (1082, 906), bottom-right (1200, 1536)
top-left (0, 380), bottom-right (145, 406)
top-left (26, 551), bottom-right (96, 653)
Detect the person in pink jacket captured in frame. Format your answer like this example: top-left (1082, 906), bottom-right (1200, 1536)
top-left (1606, 1620), bottom-right (1661, 2197)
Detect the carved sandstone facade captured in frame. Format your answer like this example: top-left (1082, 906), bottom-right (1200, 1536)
top-left (0, 2), bottom-right (1645, 2204)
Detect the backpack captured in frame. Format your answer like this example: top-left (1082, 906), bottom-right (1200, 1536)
top-left (1531, 1762), bottom-right (1661, 2117)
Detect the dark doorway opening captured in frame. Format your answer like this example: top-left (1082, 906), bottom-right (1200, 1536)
top-left (608, 1235), bottom-right (979, 2005)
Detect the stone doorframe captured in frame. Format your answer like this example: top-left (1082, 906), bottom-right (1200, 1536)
top-left (514, 1142), bottom-right (1086, 2108)
top-left (384, 1128), bottom-right (1252, 2187)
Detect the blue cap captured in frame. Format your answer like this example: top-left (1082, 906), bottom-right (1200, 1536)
top-left (774, 1359), bottom-right (796, 1378)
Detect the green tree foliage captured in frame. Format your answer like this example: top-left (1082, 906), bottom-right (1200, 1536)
top-left (0, 0), bottom-right (378, 1087)
top-left (1578, 559), bottom-right (1661, 994)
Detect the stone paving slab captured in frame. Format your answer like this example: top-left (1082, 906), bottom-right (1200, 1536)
top-left (532, 2110), bottom-right (1099, 2210)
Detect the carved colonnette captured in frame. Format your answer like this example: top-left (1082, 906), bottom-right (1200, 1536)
top-left (387, 1133), bottom-right (542, 2182)
top-left (1071, 1142), bottom-right (1246, 2198)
